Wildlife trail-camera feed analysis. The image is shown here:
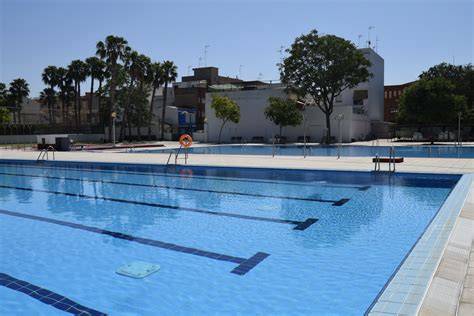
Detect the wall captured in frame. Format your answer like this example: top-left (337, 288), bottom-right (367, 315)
top-left (0, 134), bottom-right (105, 145)
top-left (204, 85), bottom-right (372, 143)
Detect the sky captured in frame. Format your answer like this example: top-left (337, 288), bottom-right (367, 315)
top-left (0, 0), bottom-right (473, 97)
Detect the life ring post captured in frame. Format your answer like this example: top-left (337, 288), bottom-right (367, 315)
top-left (179, 134), bottom-right (193, 148)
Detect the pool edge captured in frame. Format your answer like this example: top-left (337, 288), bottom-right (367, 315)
top-left (366, 173), bottom-right (473, 315)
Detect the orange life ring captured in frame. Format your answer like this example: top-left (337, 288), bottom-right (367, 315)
top-left (179, 134), bottom-right (193, 148)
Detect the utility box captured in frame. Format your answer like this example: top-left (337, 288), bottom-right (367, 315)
top-left (36, 134), bottom-right (70, 151)
top-left (55, 137), bottom-right (70, 151)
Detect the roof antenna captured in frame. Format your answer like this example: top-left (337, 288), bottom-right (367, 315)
top-left (375, 36), bottom-right (380, 52)
top-left (204, 45), bottom-right (210, 67)
top-left (357, 35), bottom-right (363, 48)
top-left (367, 26), bottom-right (375, 48)
top-left (278, 46), bottom-right (285, 64)
top-left (198, 57), bottom-right (203, 67)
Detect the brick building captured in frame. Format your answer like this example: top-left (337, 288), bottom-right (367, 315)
top-left (384, 81), bottom-right (415, 122)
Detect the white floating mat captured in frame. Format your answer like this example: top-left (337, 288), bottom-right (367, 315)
top-left (116, 261), bottom-right (160, 279)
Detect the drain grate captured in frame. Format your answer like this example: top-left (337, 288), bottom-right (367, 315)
top-left (116, 261), bottom-right (160, 279)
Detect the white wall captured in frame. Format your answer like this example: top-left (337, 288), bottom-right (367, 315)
top-left (204, 86), bottom-right (372, 143)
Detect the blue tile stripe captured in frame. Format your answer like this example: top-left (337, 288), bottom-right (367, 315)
top-left (0, 184), bottom-right (318, 230)
top-left (0, 171), bottom-right (341, 204)
top-left (0, 272), bottom-right (106, 315)
top-left (0, 161), bottom-right (369, 191)
top-left (231, 252), bottom-right (271, 275)
top-left (0, 209), bottom-right (269, 275)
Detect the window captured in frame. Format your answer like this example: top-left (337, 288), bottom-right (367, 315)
top-left (388, 91), bottom-right (392, 98)
top-left (384, 91), bottom-right (387, 98)
top-left (335, 95), bottom-right (342, 103)
top-left (353, 89), bottom-right (368, 105)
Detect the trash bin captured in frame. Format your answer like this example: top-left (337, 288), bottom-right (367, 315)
top-left (55, 137), bottom-right (70, 151)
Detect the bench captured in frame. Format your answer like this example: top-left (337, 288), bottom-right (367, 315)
top-left (297, 136), bottom-right (311, 143)
top-left (231, 136), bottom-right (243, 143)
top-left (251, 136), bottom-right (264, 143)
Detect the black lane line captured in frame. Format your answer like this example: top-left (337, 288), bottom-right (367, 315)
top-left (0, 162), bottom-right (367, 191)
top-left (0, 272), bottom-right (105, 315)
top-left (0, 184), bottom-right (318, 230)
top-left (0, 171), bottom-right (339, 204)
top-left (0, 209), bottom-right (269, 275)
top-left (332, 198), bottom-right (350, 206)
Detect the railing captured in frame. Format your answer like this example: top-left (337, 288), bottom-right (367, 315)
top-left (166, 145), bottom-right (188, 165)
top-left (36, 146), bottom-right (55, 161)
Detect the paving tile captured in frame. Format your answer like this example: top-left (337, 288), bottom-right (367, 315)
top-left (457, 303), bottom-right (474, 316)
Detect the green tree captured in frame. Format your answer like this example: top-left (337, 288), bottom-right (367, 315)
top-left (160, 60), bottom-right (177, 140)
top-left (68, 59), bottom-right (88, 127)
top-left (39, 88), bottom-right (58, 122)
top-left (265, 97), bottom-right (303, 136)
top-left (0, 108), bottom-right (12, 124)
top-left (147, 62), bottom-right (163, 139)
top-left (210, 95), bottom-right (240, 143)
top-left (96, 35), bottom-right (131, 141)
top-left (119, 51), bottom-right (151, 140)
top-left (397, 78), bottom-right (467, 143)
top-left (280, 29), bottom-right (371, 144)
top-left (8, 78), bottom-right (29, 124)
top-left (86, 56), bottom-right (107, 125)
top-left (42, 65), bottom-right (61, 123)
top-left (0, 82), bottom-right (7, 108)
top-left (419, 62), bottom-right (473, 113)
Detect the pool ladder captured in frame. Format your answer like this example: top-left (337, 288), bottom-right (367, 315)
top-left (374, 146), bottom-right (397, 172)
top-left (37, 146), bottom-right (56, 161)
top-left (166, 145), bottom-right (188, 165)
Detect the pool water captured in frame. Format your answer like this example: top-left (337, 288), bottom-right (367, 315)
top-left (146, 144), bottom-right (474, 158)
top-left (0, 161), bottom-right (460, 315)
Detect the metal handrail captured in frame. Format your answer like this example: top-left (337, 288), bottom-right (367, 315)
top-left (37, 146), bottom-right (55, 161)
top-left (166, 145), bottom-right (188, 165)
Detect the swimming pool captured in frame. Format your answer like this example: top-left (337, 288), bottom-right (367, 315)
top-left (0, 160), bottom-right (461, 315)
top-left (144, 144), bottom-right (474, 158)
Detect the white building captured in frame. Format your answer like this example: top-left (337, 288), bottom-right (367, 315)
top-left (204, 48), bottom-right (384, 143)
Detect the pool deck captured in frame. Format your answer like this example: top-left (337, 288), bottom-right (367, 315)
top-left (1, 146), bottom-right (473, 316)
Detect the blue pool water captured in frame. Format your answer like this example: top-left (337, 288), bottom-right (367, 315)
top-left (145, 144), bottom-right (474, 158)
top-left (0, 160), bottom-right (460, 315)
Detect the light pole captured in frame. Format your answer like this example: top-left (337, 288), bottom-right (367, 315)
top-left (457, 111), bottom-right (462, 147)
top-left (111, 111), bottom-right (117, 146)
top-left (334, 114), bottom-right (344, 159)
top-left (296, 99), bottom-right (308, 158)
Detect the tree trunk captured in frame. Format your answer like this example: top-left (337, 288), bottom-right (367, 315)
top-left (279, 125), bottom-right (283, 137)
top-left (160, 82), bottom-right (168, 140)
top-left (77, 83), bottom-right (82, 127)
top-left (147, 85), bottom-right (157, 140)
top-left (137, 125), bottom-right (141, 141)
top-left (89, 76), bottom-right (94, 125)
top-left (108, 65), bottom-right (117, 142)
top-left (325, 112), bottom-right (331, 145)
top-left (218, 120), bottom-right (227, 144)
top-left (74, 81), bottom-right (79, 128)
top-left (97, 80), bottom-right (102, 127)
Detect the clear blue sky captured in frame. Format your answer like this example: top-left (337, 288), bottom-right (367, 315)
top-left (1, 0), bottom-right (472, 96)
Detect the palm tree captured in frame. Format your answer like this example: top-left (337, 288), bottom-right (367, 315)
top-left (56, 67), bottom-right (73, 124)
top-left (8, 78), bottom-right (29, 124)
top-left (85, 57), bottom-right (106, 125)
top-left (119, 51), bottom-right (151, 140)
top-left (160, 60), bottom-right (177, 140)
top-left (96, 35), bottom-right (130, 141)
top-left (68, 59), bottom-right (88, 127)
top-left (42, 65), bottom-right (60, 123)
top-left (39, 88), bottom-right (57, 121)
top-left (147, 62), bottom-right (163, 139)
